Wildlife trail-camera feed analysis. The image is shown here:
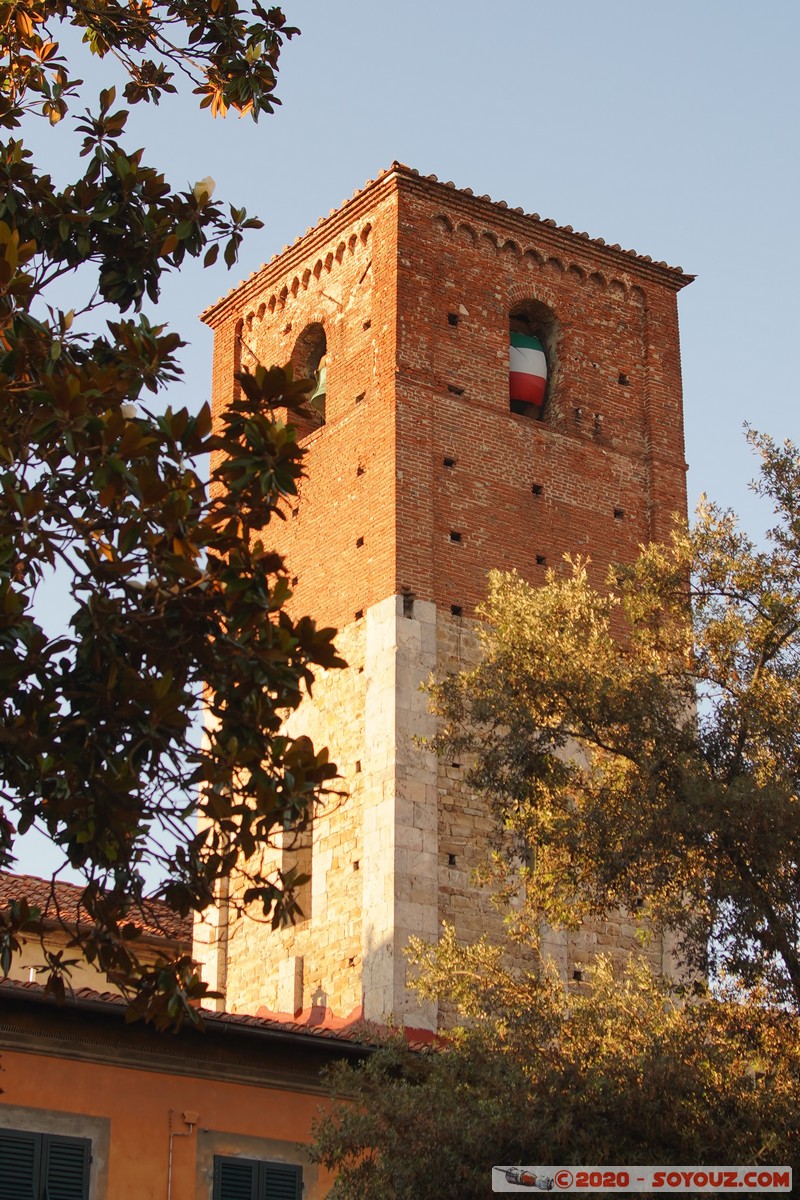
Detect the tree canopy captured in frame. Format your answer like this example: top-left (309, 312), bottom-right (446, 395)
top-left (430, 430), bottom-right (800, 1009)
top-left (0, 2), bottom-right (345, 1028)
top-left (311, 432), bottom-right (800, 1197)
top-left (312, 935), bottom-right (800, 1199)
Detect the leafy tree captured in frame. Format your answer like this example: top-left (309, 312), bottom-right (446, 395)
top-left (312, 433), bottom-right (800, 1197)
top-left (429, 431), bottom-right (800, 1010)
top-left (312, 933), bottom-right (800, 1200)
top-left (0, 3), bottom-right (345, 1027)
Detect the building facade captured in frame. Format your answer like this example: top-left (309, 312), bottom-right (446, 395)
top-left (0, 979), bottom-right (367, 1199)
top-left (197, 164), bottom-right (692, 1034)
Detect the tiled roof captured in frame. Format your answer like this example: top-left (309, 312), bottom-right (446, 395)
top-left (202, 160), bottom-right (691, 318)
top-left (0, 976), bottom-right (438, 1053)
top-left (0, 977), bottom-right (387, 1051)
top-left (0, 870), bottom-right (191, 944)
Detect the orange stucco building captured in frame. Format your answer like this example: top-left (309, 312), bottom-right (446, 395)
top-left (0, 979), bottom-right (369, 1199)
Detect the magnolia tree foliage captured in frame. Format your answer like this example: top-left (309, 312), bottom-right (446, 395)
top-left (312, 932), bottom-right (800, 1199)
top-left (430, 431), bottom-right (800, 1009)
top-left (0, 3), bottom-right (346, 1027)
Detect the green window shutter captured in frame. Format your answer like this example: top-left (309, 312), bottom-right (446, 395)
top-left (213, 1157), bottom-right (302, 1200)
top-left (42, 1134), bottom-right (91, 1200)
top-left (213, 1156), bottom-right (259, 1200)
top-left (0, 1130), bottom-right (89, 1200)
top-left (0, 1130), bottom-right (39, 1199)
top-left (261, 1162), bottom-right (302, 1200)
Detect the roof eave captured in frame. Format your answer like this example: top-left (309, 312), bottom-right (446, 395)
top-left (201, 161), bottom-right (694, 327)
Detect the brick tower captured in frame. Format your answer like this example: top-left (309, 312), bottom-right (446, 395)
top-left (196, 164), bottom-right (692, 1033)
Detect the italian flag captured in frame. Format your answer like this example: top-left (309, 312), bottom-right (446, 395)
top-left (510, 331), bottom-right (547, 407)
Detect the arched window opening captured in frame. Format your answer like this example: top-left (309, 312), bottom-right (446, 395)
top-left (232, 317), bottom-right (244, 402)
top-left (509, 301), bottom-right (557, 419)
top-left (291, 322), bottom-right (327, 426)
top-left (281, 820), bottom-right (312, 925)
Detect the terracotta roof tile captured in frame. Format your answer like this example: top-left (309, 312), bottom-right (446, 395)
top-left (0, 870), bottom-right (191, 944)
top-left (0, 977), bottom-right (385, 1049)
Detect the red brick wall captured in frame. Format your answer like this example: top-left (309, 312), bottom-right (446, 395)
top-left (207, 186), bottom-right (399, 632)
top-left (205, 167), bottom-right (689, 627)
top-left (393, 177), bottom-right (688, 615)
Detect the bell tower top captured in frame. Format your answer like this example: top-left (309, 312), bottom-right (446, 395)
top-left (203, 163), bottom-right (692, 633)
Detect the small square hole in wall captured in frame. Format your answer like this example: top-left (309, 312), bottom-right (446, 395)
top-left (451, 604), bottom-right (463, 617)
top-left (573, 407), bottom-right (583, 423)
top-left (348, 956), bottom-right (356, 967)
top-left (283, 323), bottom-right (292, 334)
top-left (447, 312), bottom-right (459, 327)
top-left (449, 530), bottom-right (462, 543)
top-left (573, 969), bottom-right (583, 982)
top-left (614, 507), bottom-right (625, 520)
top-left (536, 554), bottom-right (547, 566)
top-left (356, 464), bottom-right (365, 476)
top-left (356, 536), bottom-right (364, 547)
top-left (618, 372), bottom-right (629, 386)
top-left (355, 392), bottom-right (365, 405)
top-left (363, 319), bottom-right (372, 330)
top-left (402, 592), bottom-right (415, 618)
top-left (352, 859), bottom-right (360, 871)
top-left (447, 384), bottom-right (465, 396)
top-left (291, 575), bottom-right (298, 587)
top-left (292, 507), bottom-right (299, 519)
top-left (448, 853), bottom-right (457, 867)
top-left (531, 483), bottom-right (543, 496)
top-left (355, 609), bottom-right (364, 621)
top-left (443, 456), bottom-right (456, 469)
top-left (451, 762), bottom-right (461, 769)
top-left (354, 760), bottom-right (362, 774)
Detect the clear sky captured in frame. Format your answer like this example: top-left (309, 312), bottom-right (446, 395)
top-left (130, 0), bottom-right (800, 522)
top-left (13, 0), bottom-right (800, 878)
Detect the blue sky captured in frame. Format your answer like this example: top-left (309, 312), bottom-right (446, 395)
top-left (141, 0), bottom-right (799, 519)
top-left (13, 0), bottom-right (800, 879)
top-left (31, 0), bottom-right (800, 518)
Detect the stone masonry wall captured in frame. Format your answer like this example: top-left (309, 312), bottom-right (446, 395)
top-left (219, 620), bottom-right (367, 1018)
top-left (435, 609), bottom-right (672, 1028)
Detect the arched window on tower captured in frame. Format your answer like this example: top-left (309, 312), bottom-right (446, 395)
top-left (291, 323), bottom-right (327, 426)
top-left (281, 820), bottom-right (312, 926)
top-left (509, 302), bottom-right (558, 419)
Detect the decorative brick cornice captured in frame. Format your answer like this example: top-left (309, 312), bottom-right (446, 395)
top-left (393, 165), bottom-right (692, 291)
top-left (201, 162), bottom-right (693, 327)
